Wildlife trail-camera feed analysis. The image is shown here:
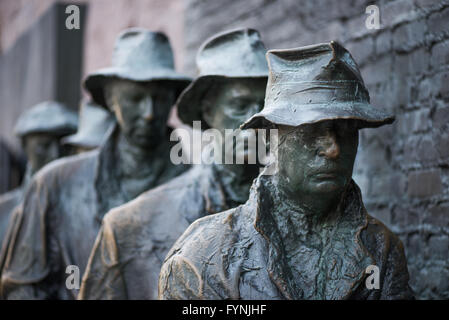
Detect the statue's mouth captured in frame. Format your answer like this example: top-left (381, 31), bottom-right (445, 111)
top-left (312, 169), bottom-right (340, 180)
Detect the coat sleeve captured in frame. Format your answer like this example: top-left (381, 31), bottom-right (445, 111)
top-left (78, 217), bottom-right (127, 300)
top-left (0, 175), bottom-right (57, 299)
top-left (158, 213), bottom-right (236, 300)
top-left (158, 254), bottom-right (205, 300)
top-left (379, 234), bottom-right (415, 300)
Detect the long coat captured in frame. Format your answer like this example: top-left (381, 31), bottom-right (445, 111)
top-left (0, 127), bottom-right (186, 299)
top-left (0, 189), bottom-right (22, 249)
top-left (79, 164), bottom-right (245, 300)
top-left (0, 188), bottom-right (23, 277)
top-left (159, 176), bottom-right (414, 300)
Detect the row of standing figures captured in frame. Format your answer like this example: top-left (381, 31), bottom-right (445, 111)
top-left (0, 27), bottom-right (414, 300)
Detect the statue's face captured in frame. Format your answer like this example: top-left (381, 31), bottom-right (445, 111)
top-left (277, 120), bottom-right (359, 199)
top-left (202, 78), bottom-right (266, 162)
top-left (104, 79), bottom-right (176, 148)
top-left (23, 133), bottom-right (62, 174)
top-left (203, 78), bottom-right (266, 131)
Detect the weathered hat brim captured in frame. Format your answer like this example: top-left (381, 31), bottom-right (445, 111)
top-left (241, 101), bottom-right (395, 130)
top-left (176, 74), bottom-right (268, 128)
top-left (84, 67), bottom-right (192, 108)
top-left (61, 133), bottom-right (101, 149)
top-left (17, 127), bottom-right (77, 138)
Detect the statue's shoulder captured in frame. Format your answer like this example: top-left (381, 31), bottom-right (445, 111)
top-left (33, 150), bottom-right (99, 185)
top-left (111, 166), bottom-right (201, 218)
top-left (159, 204), bottom-right (252, 299)
top-left (166, 203), bottom-right (248, 265)
top-left (362, 213), bottom-right (406, 258)
top-left (145, 166), bottom-right (201, 197)
top-left (0, 188), bottom-right (22, 206)
top-left (97, 167), bottom-right (229, 265)
top-left (100, 196), bottom-right (151, 240)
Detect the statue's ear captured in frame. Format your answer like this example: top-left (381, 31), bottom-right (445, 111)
top-left (103, 81), bottom-right (116, 112)
top-left (20, 136), bottom-right (28, 150)
top-left (199, 85), bottom-right (217, 128)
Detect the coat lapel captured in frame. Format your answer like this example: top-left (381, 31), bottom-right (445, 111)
top-left (252, 177), bottom-right (303, 299)
top-left (252, 177), bottom-right (374, 300)
top-left (322, 181), bottom-right (375, 299)
top-left (93, 124), bottom-right (121, 224)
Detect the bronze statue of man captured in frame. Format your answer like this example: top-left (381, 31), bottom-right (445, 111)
top-left (61, 100), bottom-right (115, 154)
top-left (78, 28), bottom-right (268, 300)
top-left (159, 42), bottom-right (414, 300)
top-left (0, 101), bottom-right (78, 257)
top-left (0, 29), bottom-right (190, 300)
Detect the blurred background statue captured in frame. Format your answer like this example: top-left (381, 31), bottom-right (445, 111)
top-left (0, 101), bottom-right (77, 254)
top-left (79, 28), bottom-right (268, 300)
top-left (61, 100), bottom-right (116, 155)
top-left (0, 29), bottom-right (190, 300)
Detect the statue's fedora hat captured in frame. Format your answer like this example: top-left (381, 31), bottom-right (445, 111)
top-left (62, 100), bottom-right (115, 149)
top-left (84, 28), bottom-right (191, 108)
top-left (14, 101), bottom-right (78, 138)
top-left (176, 28), bottom-right (268, 127)
top-left (242, 41), bottom-right (394, 130)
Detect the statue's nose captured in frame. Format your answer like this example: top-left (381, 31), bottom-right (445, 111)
top-left (142, 96), bottom-right (154, 121)
top-left (318, 131), bottom-right (340, 159)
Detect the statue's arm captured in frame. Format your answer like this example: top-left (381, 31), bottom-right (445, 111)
top-left (78, 219), bottom-right (127, 300)
top-left (158, 254), bottom-right (205, 300)
top-left (0, 177), bottom-right (55, 299)
top-left (3, 284), bottom-right (47, 300)
top-left (380, 235), bottom-right (415, 300)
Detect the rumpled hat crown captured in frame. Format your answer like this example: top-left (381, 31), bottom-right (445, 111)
top-left (84, 28), bottom-right (191, 108)
top-left (242, 41), bottom-right (394, 129)
top-left (111, 29), bottom-right (175, 75)
top-left (195, 28), bottom-right (268, 78)
top-left (177, 28), bottom-right (268, 127)
top-left (14, 101), bottom-right (78, 137)
top-left (62, 100), bottom-right (115, 148)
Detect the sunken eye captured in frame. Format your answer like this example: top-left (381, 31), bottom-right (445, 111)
top-left (231, 107), bottom-right (248, 115)
top-left (224, 99), bottom-right (248, 115)
top-left (336, 121), bottom-right (357, 136)
top-left (126, 93), bottom-right (143, 102)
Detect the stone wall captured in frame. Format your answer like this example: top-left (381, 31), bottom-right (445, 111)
top-left (0, 0), bottom-right (186, 85)
top-left (0, 3), bottom-right (86, 151)
top-left (183, 0), bottom-right (449, 299)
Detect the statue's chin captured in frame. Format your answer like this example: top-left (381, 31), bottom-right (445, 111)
top-left (130, 137), bottom-right (156, 149)
top-left (309, 179), bottom-right (344, 194)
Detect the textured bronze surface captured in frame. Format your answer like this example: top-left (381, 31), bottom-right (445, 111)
top-left (159, 42), bottom-right (413, 300)
top-left (0, 29), bottom-right (189, 300)
top-left (79, 28), bottom-right (268, 300)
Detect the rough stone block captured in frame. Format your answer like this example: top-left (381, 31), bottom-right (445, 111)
top-left (407, 170), bottom-right (443, 198)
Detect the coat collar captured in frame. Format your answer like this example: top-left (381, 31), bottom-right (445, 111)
top-left (251, 175), bottom-right (374, 300)
top-left (93, 123), bottom-right (121, 223)
top-left (197, 164), bottom-right (242, 215)
top-left (93, 124), bottom-right (183, 223)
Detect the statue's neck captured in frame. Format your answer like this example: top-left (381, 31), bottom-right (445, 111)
top-left (213, 163), bottom-right (259, 204)
top-left (272, 177), bottom-right (344, 246)
top-left (115, 131), bottom-right (166, 179)
top-left (22, 164), bottom-right (34, 190)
